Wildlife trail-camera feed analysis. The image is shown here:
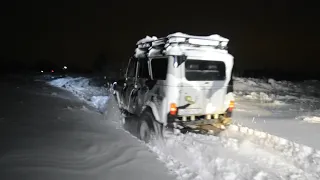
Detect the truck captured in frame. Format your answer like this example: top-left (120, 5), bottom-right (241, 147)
top-left (113, 32), bottom-right (235, 142)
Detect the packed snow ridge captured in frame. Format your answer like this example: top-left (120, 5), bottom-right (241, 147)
top-left (234, 77), bottom-right (320, 119)
top-left (48, 77), bottom-right (110, 113)
top-left (48, 76), bottom-right (320, 180)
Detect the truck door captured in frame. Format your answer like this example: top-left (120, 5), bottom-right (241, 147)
top-left (132, 58), bottom-right (151, 114)
top-left (124, 57), bottom-right (138, 110)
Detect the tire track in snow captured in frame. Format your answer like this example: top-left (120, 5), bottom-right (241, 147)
top-left (148, 128), bottom-right (320, 180)
top-left (226, 125), bottom-right (320, 178)
top-left (149, 133), bottom-right (265, 180)
top-left (0, 137), bottom-right (143, 174)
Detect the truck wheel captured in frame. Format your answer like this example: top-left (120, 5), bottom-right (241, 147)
top-left (137, 110), bottom-right (155, 143)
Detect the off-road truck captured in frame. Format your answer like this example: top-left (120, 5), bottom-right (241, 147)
top-left (113, 32), bottom-right (234, 142)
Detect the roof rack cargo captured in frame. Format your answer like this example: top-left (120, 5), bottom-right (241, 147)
top-left (137, 33), bottom-right (228, 50)
top-left (135, 32), bottom-right (229, 58)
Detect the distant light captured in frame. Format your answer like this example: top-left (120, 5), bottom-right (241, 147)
top-left (51, 70), bottom-right (54, 73)
top-left (41, 70), bottom-right (44, 73)
top-left (63, 66), bottom-right (67, 70)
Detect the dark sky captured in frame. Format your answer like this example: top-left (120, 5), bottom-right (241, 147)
top-left (1, 0), bottom-right (319, 73)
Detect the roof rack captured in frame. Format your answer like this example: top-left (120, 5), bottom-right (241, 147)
top-left (137, 33), bottom-right (228, 50)
top-left (134, 33), bottom-right (229, 58)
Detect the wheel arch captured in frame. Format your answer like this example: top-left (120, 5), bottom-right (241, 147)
top-left (141, 102), bottom-right (164, 138)
top-left (143, 101), bottom-right (161, 122)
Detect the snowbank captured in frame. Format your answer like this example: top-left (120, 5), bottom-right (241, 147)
top-left (234, 77), bottom-right (294, 93)
top-left (48, 77), bottom-right (110, 113)
top-left (234, 77), bottom-right (320, 100)
top-left (234, 77), bottom-right (320, 112)
top-left (302, 116), bottom-right (320, 123)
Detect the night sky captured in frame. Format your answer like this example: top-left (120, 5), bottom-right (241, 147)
top-left (1, 0), bottom-right (319, 74)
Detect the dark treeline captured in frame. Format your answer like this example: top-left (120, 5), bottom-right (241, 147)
top-left (2, 57), bottom-right (320, 82)
top-left (233, 68), bottom-right (320, 81)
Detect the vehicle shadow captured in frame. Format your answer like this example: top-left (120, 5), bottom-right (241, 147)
top-left (123, 116), bottom-right (140, 138)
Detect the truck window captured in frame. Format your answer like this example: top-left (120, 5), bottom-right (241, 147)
top-left (185, 60), bottom-right (226, 81)
top-left (151, 58), bottom-right (168, 80)
top-left (127, 58), bottom-right (137, 77)
top-left (138, 58), bottom-right (149, 78)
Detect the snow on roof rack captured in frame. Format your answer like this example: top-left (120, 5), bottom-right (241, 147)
top-left (136, 32), bottom-right (228, 50)
top-left (167, 32), bottom-right (229, 42)
top-left (134, 32), bottom-right (229, 58)
top-left (136, 36), bottom-right (158, 46)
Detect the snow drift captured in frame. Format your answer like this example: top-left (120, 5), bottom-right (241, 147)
top-left (234, 77), bottom-right (320, 104)
top-left (234, 77), bottom-right (320, 120)
top-left (48, 77), bottom-right (110, 113)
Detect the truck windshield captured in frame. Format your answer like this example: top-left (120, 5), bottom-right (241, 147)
top-left (185, 60), bottom-right (226, 81)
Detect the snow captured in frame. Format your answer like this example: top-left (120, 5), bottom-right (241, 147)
top-left (48, 77), bottom-right (110, 113)
top-left (0, 76), bottom-right (175, 180)
top-left (167, 32), bottom-right (229, 42)
top-left (90, 96), bottom-right (109, 112)
top-left (46, 76), bottom-right (320, 180)
top-left (135, 32), bottom-right (230, 58)
top-left (136, 33), bottom-right (229, 46)
top-left (148, 128), bottom-right (320, 179)
top-left (134, 47), bottom-right (147, 58)
top-left (135, 36), bottom-right (158, 58)
top-left (301, 116), bottom-right (320, 123)
top-left (136, 35), bottom-right (158, 45)
top-left (234, 77), bottom-right (320, 108)
top-left (233, 76), bottom-right (320, 150)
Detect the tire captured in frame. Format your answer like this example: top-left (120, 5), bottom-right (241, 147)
top-left (137, 110), bottom-right (155, 143)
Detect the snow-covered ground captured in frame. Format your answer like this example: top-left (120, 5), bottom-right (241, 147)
top-left (48, 77), bottom-right (110, 113)
top-left (233, 77), bottom-right (320, 150)
top-left (0, 76), bottom-right (175, 180)
top-left (47, 76), bottom-right (320, 180)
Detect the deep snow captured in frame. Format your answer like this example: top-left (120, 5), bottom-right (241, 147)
top-left (49, 77), bottom-right (110, 113)
top-left (47, 76), bottom-right (320, 180)
top-left (232, 77), bottom-right (320, 150)
top-left (0, 77), bottom-right (175, 180)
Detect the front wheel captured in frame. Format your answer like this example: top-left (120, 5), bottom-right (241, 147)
top-left (138, 120), bottom-right (152, 143)
top-left (137, 110), bottom-right (155, 143)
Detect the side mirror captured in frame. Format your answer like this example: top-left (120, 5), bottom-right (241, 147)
top-left (124, 69), bottom-right (128, 79)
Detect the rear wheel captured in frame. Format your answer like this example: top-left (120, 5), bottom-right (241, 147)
top-left (137, 110), bottom-right (155, 143)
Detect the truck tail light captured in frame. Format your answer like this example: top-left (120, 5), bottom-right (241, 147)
top-left (170, 103), bottom-right (177, 115)
top-left (228, 101), bottom-right (235, 112)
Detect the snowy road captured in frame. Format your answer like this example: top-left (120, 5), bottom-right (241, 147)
top-left (0, 77), bottom-right (175, 180)
top-left (47, 76), bottom-right (320, 180)
top-left (149, 126), bottom-right (320, 179)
